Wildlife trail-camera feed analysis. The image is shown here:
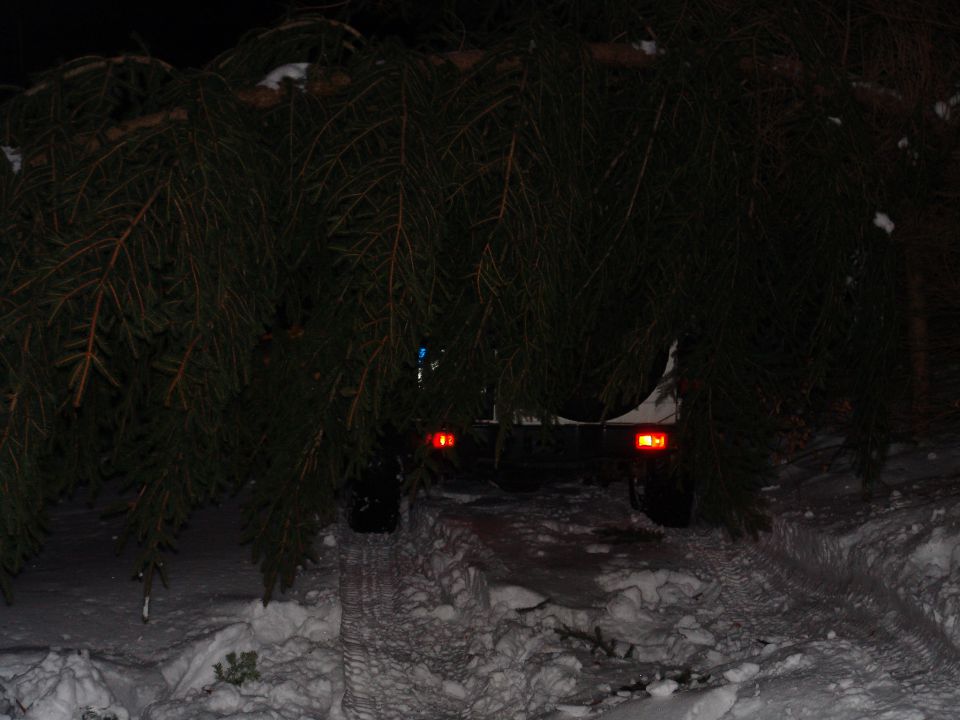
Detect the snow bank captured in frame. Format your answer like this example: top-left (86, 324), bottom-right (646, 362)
top-left (338, 505), bottom-right (588, 719)
top-left (596, 684), bottom-right (737, 720)
top-left (768, 495), bottom-right (960, 654)
top-left (0, 588), bottom-right (343, 720)
top-left (146, 590), bottom-right (343, 719)
top-left (0, 649), bottom-right (128, 720)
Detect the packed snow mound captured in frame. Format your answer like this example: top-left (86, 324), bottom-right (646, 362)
top-left (0, 588), bottom-right (344, 720)
top-left (768, 439), bottom-right (960, 653)
top-left (595, 684), bottom-right (737, 720)
top-left (489, 584), bottom-right (549, 611)
top-left (0, 649), bottom-right (128, 720)
top-left (339, 506), bottom-right (588, 720)
top-left (597, 568), bottom-right (709, 606)
top-left (146, 590), bottom-right (343, 719)
top-left (161, 593), bottom-right (342, 694)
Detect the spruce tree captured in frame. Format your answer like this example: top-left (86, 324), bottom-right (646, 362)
top-left (1, 1), bottom-right (953, 601)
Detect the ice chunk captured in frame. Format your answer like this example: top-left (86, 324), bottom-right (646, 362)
top-left (647, 678), bottom-right (679, 696)
top-left (489, 584), bottom-right (547, 611)
top-left (723, 662), bottom-right (760, 683)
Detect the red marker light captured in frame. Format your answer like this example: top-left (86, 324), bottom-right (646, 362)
top-left (635, 431), bottom-right (668, 451)
top-left (429, 432), bottom-right (456, 449)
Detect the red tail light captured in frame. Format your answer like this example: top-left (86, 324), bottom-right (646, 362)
top-left (428, 432), bottom-right (456, 449)
top-left (635, 431), bottom-right (668, 451)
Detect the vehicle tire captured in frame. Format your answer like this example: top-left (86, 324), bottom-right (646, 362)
top-left (346, 459), bottom-right (402, 534)
top-left (628, 459), bottom-right (647, 510)
top-left (346, 428), bottom-right (406, 533)
top-left (637, 454), bottom-right (693, 528)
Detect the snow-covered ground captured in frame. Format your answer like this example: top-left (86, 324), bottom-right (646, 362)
top-left (2, 436), bottom-right (960, 719)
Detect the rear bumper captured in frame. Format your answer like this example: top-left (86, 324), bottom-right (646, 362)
top-left (461, 421), bottom-right (676, 469)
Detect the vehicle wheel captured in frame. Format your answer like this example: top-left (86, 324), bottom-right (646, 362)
top-left (628, 459), bottom-right (646, 510)
top-left (346, 441), bottom-right (404, 533)
top-left (637, 454), bottom-right (693, 528)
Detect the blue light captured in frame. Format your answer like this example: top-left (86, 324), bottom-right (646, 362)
top-left (417, 346), bottom-right (428, 365)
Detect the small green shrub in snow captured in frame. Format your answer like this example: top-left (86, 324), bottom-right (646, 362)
top-left (214, 651), bottom-right (261, 686)
top-left (80, 709), bottom-right (118, 720)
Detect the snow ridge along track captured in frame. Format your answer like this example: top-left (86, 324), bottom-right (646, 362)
top-left (767, 516), bottom-right (960, 665)
top-left (692, 520), bottom-right (960, 719)
top-left (763, 518), bottom-right (960, 712)
top-left (338, 508), bottom-right (486, 720)
top-left (338, 503), bottom-right (586, 720)
top-left (339, 478), bottom-right (960, 719)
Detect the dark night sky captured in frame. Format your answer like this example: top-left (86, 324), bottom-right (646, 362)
top-left (1, 0), bottom-right (290, 88)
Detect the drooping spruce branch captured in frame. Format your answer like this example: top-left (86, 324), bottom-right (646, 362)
top-left (1, 1), bottom-right (955, 601)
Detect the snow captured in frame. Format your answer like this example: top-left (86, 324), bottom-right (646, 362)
top-left (645, 678), bottom-right (678, 696)
top-left (933, 93), bottom-right (960, 121)
top-left (257, 63), bottom-right (310, 90)
top-left (489, 584), bottom-right (549, 611)
top-left (873, 211), bottom-right (895, 234)
top-left (598, 684), bottom-right (737, 720)
top-left (630, 40), bottom-right (660, 56)
top-left (721, 662), bottom-right (759, 683)
top-left (3, 650), bottom-right (129, 720)
top-left (2, 146), bottom-right (20, 174)
top-left (3, 437), bottom-right (960, 719)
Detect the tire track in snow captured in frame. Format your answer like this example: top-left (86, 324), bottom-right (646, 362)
top-left (339, 523), bottom-right (472, 719)
top-left (338, 510), bottom-right (494, 720)
top-left (338, 499), bottom-right (590, 720)
top-left (339, 528), bottom-right (402, 720)
top-left (760, 520), bottom-right (960, 714)
top-left (686, 529), bottom-right (814, 664)
top-left (688, 524), bottom-right (960, 718)
top-left (340, 479), bottom-right (960, 718)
